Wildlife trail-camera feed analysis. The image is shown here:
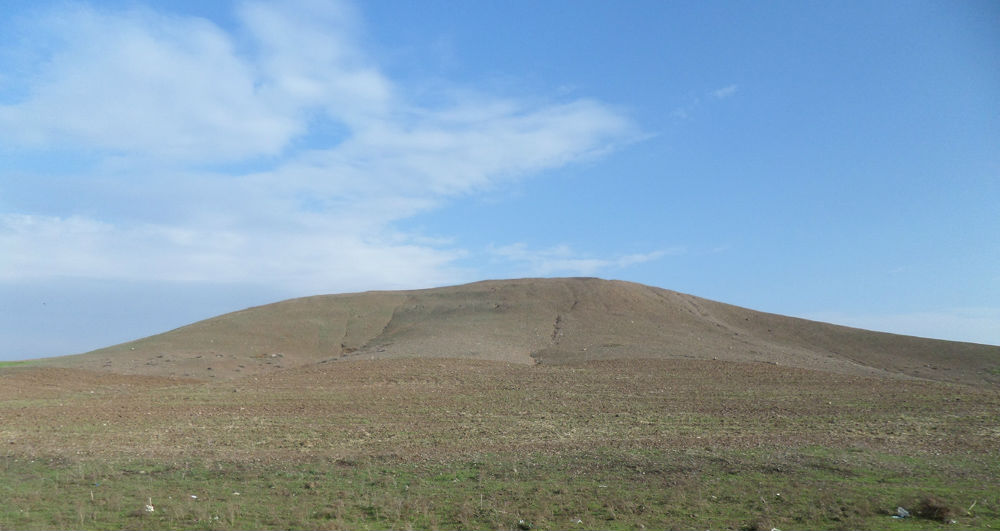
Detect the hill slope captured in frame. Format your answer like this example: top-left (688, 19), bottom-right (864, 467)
top-left (40, 278), bottom-right (1000, 386)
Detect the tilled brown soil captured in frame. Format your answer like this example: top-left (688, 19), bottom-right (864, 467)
top-left (2, 358), bottom-right (997, 464)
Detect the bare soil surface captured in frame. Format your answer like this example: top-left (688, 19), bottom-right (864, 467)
top-left (3, 342), bottom-right (999, 529)
top-left (3, 358), bottom-right (997, 463)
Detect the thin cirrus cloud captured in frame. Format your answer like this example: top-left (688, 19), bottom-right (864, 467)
top-left (670, 84), bottom-right (739, 120)
top-left (710, 84), bottom-right (738, 100)
top-left (0, 0), bottom-right (642, 292)
top-left (489, 243), bottom-right (678, 277)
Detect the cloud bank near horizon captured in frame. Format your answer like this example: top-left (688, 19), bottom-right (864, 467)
top-left (0, 0), bottom-right (641, 293)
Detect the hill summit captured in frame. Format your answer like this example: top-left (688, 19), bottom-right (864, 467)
top-left (44, 278), bottom-right (1000, 386)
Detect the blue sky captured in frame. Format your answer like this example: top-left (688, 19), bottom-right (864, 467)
top-left (1, 0), bottom-right (998, 360)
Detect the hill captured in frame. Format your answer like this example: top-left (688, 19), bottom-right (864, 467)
top-left (5, 278), bottom-right (1000, 529)
top-left (38, 277), bottom-right (1000, 387)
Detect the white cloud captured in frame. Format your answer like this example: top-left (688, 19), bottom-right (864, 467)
top-left (489, 243), bottom-right (677, 277)
top-left (0, 214), bottom-right (464, 292)
top-left (0, 1), bottom-right (642, 292)
top-left (804, 308), bottom-right (1000, 346)
top-left (710, 84), bottom-right (738, 99)
top-left (311, 98), bottom-right (633, 197)
top-left (0, 4), bottom-right (299, 162)
top-left (238, 0), bottom-right (393, 124)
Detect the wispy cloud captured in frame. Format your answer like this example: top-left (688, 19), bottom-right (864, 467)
top-left (671, 84), bottom-right (740, 120)
top-left (0, 213), bottom-right (464, 290)
top-left (0, 1), bottom-right (640, 293)
top-left (489, 243), bottom-right (679, 277)
top-left (0, 4), bottom-right (299, 162)
top-left (710, 84), bottom-right (738, 99)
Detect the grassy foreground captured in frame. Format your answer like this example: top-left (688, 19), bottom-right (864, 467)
top-left (1, 358), bottom-right (998, 530)
top-left (2, 448), bottom-right (998, 530)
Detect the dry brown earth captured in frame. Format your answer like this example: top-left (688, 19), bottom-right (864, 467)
top-left (4, 358), bottom-right (998, 463)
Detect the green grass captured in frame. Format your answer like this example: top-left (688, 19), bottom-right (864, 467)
top-left (0, 360), bottom-right (34, 367)
top-left (1, 448), bottom-right (996, 530)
